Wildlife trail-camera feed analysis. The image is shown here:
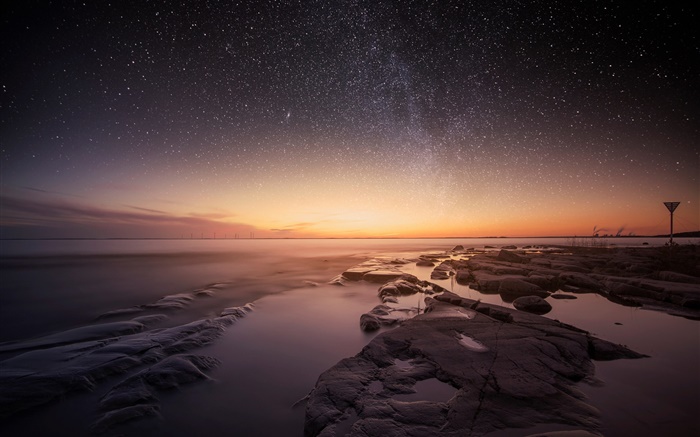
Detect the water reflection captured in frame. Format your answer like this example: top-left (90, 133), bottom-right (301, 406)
top-left (0, 239), bottom-right (697, 436)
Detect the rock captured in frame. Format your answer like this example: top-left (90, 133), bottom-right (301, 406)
top-left (550, 293), bottom-right (578, 300)
top-left (658, 271), bottom-right (700, 284)
top-left (523, 274), bottom-right (559, 290)
top-left (359, 305), bottom-right (416, 332)
top-left (512, 296), bottom-right (553, 315)
top-left (342, 267), bottom-right (375, 281)
top-left (360, 314), bottom-right (381, 331)
top-left (416, 260), bottom-right (435, 267)
top-left (305, 292), bottom-right (646, 437)
top-left (467, 256), bottom-right (530, 275)
top-left (452, 245), bottom-right (465, 251)
top-left (328, 275), bottom-right (348, 286)
top-left (0, 305), bottom-right (253, 422)
top-left (93, 354), bottom-right (219, 432)
top-left (502, 245), bottom-right (517, 249)
top-left (378, 279), bottom-right (421, 298)
top-left (498, 278), bottom-right (548, 298)
top-left (363, 270), bottom-right (405, 283)
top-left (431, 270), bottom-right (450, 280)
top-left (378, 278), bottom-right (446, 300)
top-left (497, 249), bottom-right (527, 264)
top-left (455, 270), bottom-right (473, 285)
top-left (560, 272), bottom-right (603, 291)
top-left (550, 262), bottom-right (590, 274)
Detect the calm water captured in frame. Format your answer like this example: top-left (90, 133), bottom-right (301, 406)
top-left (0, 238), bottom-right (698, 436)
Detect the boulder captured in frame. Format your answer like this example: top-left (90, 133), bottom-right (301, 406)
top-left (455, 270), bottom-right (473, 285)
top-left (363, 270), bottom-right (405, 283)
top-left (512, 296), bottom-right (553, 315)
top-left (550, 293), bottom-right (578, 300)
top-left (498, 278), bottom-right (548, 297)
top-left (658, 271), bottom-right (700, 284)
top-left (431, 270), bottom-right (450, 280)
top-left (342, 267), bottom-right (374, 281)
top-left (416, 260), bottom-right (435, 267)
top-left (560, 272), bottom-right (603, 291)
top-left (497, 249), bottom-right (527, 264)
top-left (360, 314), bottom-right (381, 331)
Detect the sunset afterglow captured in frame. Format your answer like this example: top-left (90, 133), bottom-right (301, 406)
top-left (1, 2), bottom-right (697, 239)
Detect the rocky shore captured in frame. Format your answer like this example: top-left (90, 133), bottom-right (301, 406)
top-left (305, 244), bottom-right (699, 436)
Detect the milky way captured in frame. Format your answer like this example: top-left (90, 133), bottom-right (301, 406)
top-left (1, 1), bottom-right (698, 238)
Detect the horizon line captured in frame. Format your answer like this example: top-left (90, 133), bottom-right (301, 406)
top-left (1, 234), bottom-right (696, 241)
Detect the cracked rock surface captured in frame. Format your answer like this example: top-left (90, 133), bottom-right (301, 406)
top-left (304, 291), bottom-right (646, 437)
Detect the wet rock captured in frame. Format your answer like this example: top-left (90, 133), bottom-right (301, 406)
top-left (305, 292), bottom-right (646, 437)
top-left (657, 271), bottom-right (700, 284)
top-left (0, 318), bottom-right (159, 353)
top-left (452, 245), bottom-right (465, 251)
top-left (501, 245), bottom-right (517, 250)
top-left (524, 273), bottom-right (559, 290)
top-left (91, 404), bottom-right (161, 434)
top-left (363, 270), bottom-right (405, 283)
top-left (360, 313), bottom-right (381, 331)
top-left (378, 279), bottom-right (421, 298)
top-left (498, 278), bottom-right (548, 298)
top-left (93, 354), bottom-right (219, 433)
top-left (328, 275), bottom-right (348, 286)
top-left (342, 267), bottom-right (375, 281)
top-left (512, 296), bottom-right (552, 315)
top-left (360, 301), bottom-right (425, 331)
top-left (146, 293), bottom-right (194, 311)
top-left (468, 258), bottom-right (530, 276)
top-left (455, 270), bottom-right (474, 285)
top-left (550, 262), bottom-right (590, 274)
top-left (220, 303), bottom-right (254, 318)
top-left (560, 272), bottom-right (603, 291)
top-left (0, 305), bottom-right (253, 421)
top-left (550, 293), bottom-right (578, 300)
top-left (416, 259), bottom-right (435, 267)
top-left (497, 249), bottom-right (527, 264)
top-left (431, 270), bottom-right (450, 280)
top-left (378, 277), bottom-right (445, 300)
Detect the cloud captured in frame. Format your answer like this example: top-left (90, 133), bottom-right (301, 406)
top-left (270, 221), bottom-right (324, 233)
top-left (0, 195), bottom-right (259, 238)
top-left (125, 205), bottom-right (169, 215)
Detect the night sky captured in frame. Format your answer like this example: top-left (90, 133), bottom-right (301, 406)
top-left (1, 1), bottom-right (698, 238)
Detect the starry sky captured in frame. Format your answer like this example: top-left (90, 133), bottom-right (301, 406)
top-left (1, 0), bottom-right (698, 239)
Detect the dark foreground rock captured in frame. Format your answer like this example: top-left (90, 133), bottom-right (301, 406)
top-left (446, 245), bottom-right (700, 319)
top-left (304, 292), bottom-right (646, 437)
top-left (0, 304), bottom-right (254, 432)
top-left (512, 295), bottom-right (553, 314)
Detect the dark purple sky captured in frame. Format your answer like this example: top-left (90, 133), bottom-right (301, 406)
top-left (1, 1), bottom-right (698, 238)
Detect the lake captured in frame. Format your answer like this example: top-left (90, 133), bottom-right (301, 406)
top-left (0, 238), bottom-right (698, 436)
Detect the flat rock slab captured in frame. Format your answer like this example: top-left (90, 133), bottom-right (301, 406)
top-left (457, 246), bottom-right (700, 319)
top-left (304, 292), bottom-right (645, 437)
top-left (512, 295), bottom-right (553, 314)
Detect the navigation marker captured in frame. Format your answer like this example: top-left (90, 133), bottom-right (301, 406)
top-left (663, 202), bottom-right (681, 244)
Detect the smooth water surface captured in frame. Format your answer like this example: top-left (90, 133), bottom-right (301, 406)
top-left (1, 238), bottom-right (698, 436)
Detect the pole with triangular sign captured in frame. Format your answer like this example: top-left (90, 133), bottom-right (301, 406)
top-left (663, 202), bottom-right (680, 244)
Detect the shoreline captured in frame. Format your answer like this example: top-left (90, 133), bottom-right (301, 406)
top-left (0, 243), bottom-right (698, 436)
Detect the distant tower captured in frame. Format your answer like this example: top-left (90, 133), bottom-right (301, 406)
top-left (663, 202), bottom-right (680, 244)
